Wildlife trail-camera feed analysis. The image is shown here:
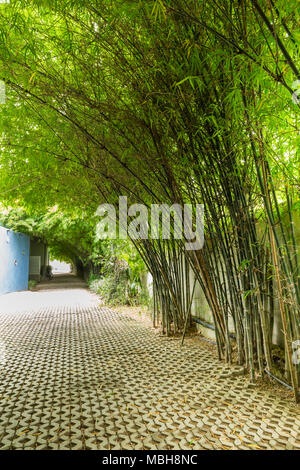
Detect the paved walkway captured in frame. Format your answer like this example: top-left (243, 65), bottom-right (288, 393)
top-left (0, 275), bottom-right (299, 450)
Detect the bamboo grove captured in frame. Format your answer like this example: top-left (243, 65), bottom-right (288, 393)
top-left (0, 1), bottom-right (299, 400)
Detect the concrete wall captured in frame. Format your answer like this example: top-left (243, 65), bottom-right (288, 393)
top-left (140, 272), bottom-right (153, 297)
top-left (29, 239), bottom-right (49, 281)
top-left (148, 211), bottom-right (299, 344)
top-left (189, 273), bottom-right (217, 340)
top-left (0, 226), bottom-right (30, 295)
top-left (146, 262), bottom-right (291, 346)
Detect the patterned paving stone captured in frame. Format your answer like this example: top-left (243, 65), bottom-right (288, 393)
top-left (0, 276), bottom-right (299, 450)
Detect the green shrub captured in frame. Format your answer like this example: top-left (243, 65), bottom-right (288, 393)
top-left (28, 280), bottom-right (37, 290)
top-left (89, 275), bottom-right (129, 305)
top-left (88, 270), bottom-right (150, 307)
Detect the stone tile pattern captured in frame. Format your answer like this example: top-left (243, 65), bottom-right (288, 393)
top-left (0, 299), bottom-right (299, 450)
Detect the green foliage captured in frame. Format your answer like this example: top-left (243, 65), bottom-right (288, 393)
top-left (89, 274), bottom-right (150, 306)
top-left (89, 275), bottom-right (129, 306)
top-left (88, 240), bottom-right (148, 306)
top-left (28, 280), bottom-right (37, 290)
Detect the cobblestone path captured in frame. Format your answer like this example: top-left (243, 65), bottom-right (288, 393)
top-left (0, 275), bottom-right (299, 450)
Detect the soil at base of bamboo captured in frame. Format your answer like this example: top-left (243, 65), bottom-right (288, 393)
top-left (112, 303), bottom-right (298, 407)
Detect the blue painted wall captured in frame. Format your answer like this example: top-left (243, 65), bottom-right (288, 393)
top-left (0, 226), bottom-right (30, 295)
